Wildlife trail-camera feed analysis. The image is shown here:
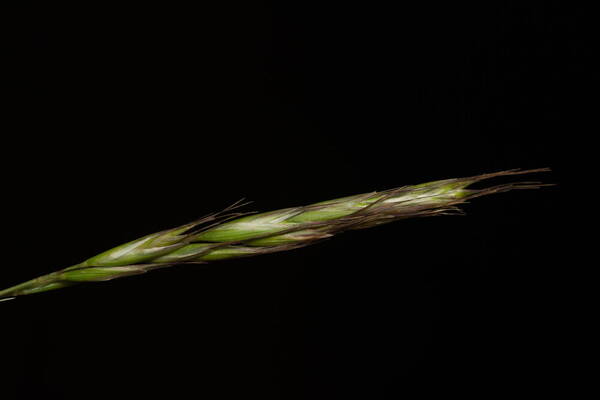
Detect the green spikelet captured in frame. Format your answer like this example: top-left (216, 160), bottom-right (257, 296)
top-left (0, 168), bottom-right (552, 300)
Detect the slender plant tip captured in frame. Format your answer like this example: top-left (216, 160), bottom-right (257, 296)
top-left (0, 168), bottom-right (553, 300)
top-left (0, 297), bottom-right (15, 302)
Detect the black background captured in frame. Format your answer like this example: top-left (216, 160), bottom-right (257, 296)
top-left (2, 1), bottom-right (581, 399)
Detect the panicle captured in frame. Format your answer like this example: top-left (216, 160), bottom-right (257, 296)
top-left (0, 168), bottom-right (552, 300)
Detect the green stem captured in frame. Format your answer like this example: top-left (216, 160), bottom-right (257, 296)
top-left (0, 269), bottom-right (78, 299)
